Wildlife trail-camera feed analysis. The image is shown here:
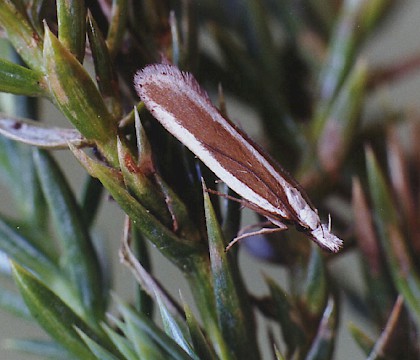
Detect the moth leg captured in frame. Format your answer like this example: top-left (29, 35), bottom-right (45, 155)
top-left (205, 187), bottom-right (248, 206)
top-left (237, 221), bottom-right (272, 236)
top-left (205, 187), bottom-right (284, 219)
top-left (226, 223), bottom-right (288, 252)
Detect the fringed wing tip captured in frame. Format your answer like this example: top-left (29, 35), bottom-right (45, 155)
top-left (134, 63), bottom-right (210, 102)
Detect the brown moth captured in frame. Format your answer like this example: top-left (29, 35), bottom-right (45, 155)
top-left (134, 64), bottom-right (342, 252)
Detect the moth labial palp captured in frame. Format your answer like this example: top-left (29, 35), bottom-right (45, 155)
top-left (134, 63), bottom-right (343, 253)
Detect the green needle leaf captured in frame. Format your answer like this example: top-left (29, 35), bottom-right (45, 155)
top-left (183, 300), bottom-right (218, 360)
top-left (204, 183), bottom-right (260, 360)
top-left (305, 296), bottom-right (338, 360)
top-left (87, 12), bottom-right (122, 117)
top-left (365, 146), bottom-right (398, 229)
top-left (102, 323), bottom-right (138, 360)
top-left (117, 299), bottom-right (192, 360)
top-left (366, 147), bottom-right (420, 327)
top-left (34, 149), bottom-right (106, 323)
top-left (0, 137), bottom-right (48, 229)
top-left (11, 262), bottom-right (99, 360)
top-left (352, 177), bottom-right (395, 322)
top-left (80, 176), bottom-right (104, 227)
top-left (0, 216), bottom-right (59, 284)
top-left (296, 246), bottom-right (328, 317)
top-left (117, 135), bottom-right (172, 229)
top-left (43, 25), bottom-right (118, 165)
top-left (265, 276), bottom-right (305, 353)
top-left (57, 0), bottom-right (87, 62)
top-left (316, 60), bottom-right (367, 173)
top-left (0, 1), bottom-right (43, 71)
top-left (317, 0), bottom-right (378, 103)
top-left (77, 329), bottom-right (122, 360)
top-left (0, 58), bottom-right (46, 96)
top-left (106, 0), bottom-right (128, 58)
top-left (155, 292), bottom-right (197, 359)
top-left (274, 345), bottom-right (286, 360)
top-left (131, 225), bottom-right (154, 316)
top-left (120, 312), bottom-right (163, 360)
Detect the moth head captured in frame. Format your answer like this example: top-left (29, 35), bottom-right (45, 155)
top-left (309, 224), bottom-right (343, 253)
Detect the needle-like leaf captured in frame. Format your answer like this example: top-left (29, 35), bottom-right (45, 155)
top-left (34, 149), bottom-right (106, 323)
top-left (11, 262), bottom-right (101, 360)
top-left (106, 0), bottom-right (128, 58)
top-left (204, 183), bottom-right (260, 360)
top-left (43, 25), bottom-right (118, 165)
top-left (102, 323), bottom-right (138, 360)
top-left (0, 1), bottom-right (43, 71)
top-left (265, 275), bottom-right (305, 354)
top-left (0, 58), bottom-right (46, 97)
top-left (57, 0), bottom-right (87, 62)
top-left (77, 329), bottom-right (122, 360)
top-left (117, 298), bottom-right (193, 360)
top-left (366, 147), bottom-right (420, 327)
top-left (304, 296), bottom-right (338, 360)
top-left (0, 216), bottom-right (59, 284)
top-left (183, 300), bottom-right (218, 360)
top-left (155, 292), bottom-right (198, 359)
top-left (87, 11), bottom-right (122, 117)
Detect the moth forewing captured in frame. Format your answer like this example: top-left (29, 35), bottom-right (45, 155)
top-left (134, 64), bottom-right (343, 252)
top-left (143, 100), bottom-right (285, 218)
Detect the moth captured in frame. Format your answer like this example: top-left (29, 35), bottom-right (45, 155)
top-left (134, 64), bottom-right (342, 252)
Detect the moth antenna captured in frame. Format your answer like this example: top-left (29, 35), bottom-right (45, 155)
top-left (328, 214), bottom-right (332, 233)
